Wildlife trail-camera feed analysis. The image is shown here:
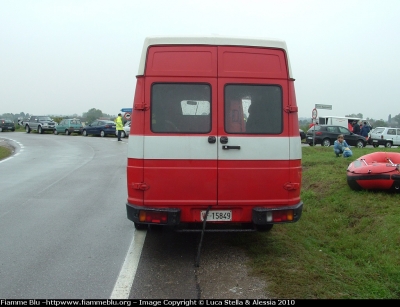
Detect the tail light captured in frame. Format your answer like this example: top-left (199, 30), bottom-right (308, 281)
top-left (266, 210), bottom-right (294, 222)
top-left (139, 210), bottom-right (168, 224)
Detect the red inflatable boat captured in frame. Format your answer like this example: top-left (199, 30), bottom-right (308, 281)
top-left (347, 152), bottom-right (400, 191)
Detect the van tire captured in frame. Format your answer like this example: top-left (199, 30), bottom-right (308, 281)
top-left (38, 126), bottom-right (43, 134)
top-left (25, 125), bottom-right (31, 133)
top-left (385, 142), bottom-right (392, 148)
top-left (65, 129), bottom-right (70, 135)
top-left (134, 223), bottom-right (148, 230)
top-left (255, 224), bottom-right (273, 232)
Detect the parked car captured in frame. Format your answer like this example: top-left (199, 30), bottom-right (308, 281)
top-left (306, 125), bottom-right (367, 148)
top-left (0, 119), bottom-right (15, 132)
top-left (299, 129), bottom-right (306, 140)
top-left (115, 121), bottom-right (131, 138)
top-left (80, 120), bottom-right (116, 137)
top-left (24, 115), bottom-right (56, 134)
top-left (54, 118), bottom-right (83, 135)
top-left (369, 127), bottom-right (400, 148)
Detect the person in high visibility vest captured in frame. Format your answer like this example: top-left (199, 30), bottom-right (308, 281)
top-left (115, 113), bottom-right (124, 141)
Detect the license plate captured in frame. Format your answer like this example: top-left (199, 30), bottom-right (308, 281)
top-left (372, 140), bottom-right (378, 143)
top-left (200, 210), bottom-right (232, 221)
top-left (307, 137), bottom-right (313, 139)
top-left (8, 127), bottom-right (12, 129)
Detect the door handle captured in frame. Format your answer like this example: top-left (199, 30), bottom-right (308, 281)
top-left (222, 145), bottom-right (241, 150)
top-left (208, 136), bottom-right (216, 144)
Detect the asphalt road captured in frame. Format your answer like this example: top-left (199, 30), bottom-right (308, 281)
top-left (0, 133), bottom-right (133, 298)
top-left (0, 132), bottom-right (268, 299)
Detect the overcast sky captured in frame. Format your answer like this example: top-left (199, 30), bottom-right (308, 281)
top-left (1, 0), bottom-right (399, 120)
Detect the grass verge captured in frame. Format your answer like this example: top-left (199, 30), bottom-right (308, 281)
top-left (234, 145), bottom-right (400, 299)
top-left (0, 145), bottom-right (12, 160)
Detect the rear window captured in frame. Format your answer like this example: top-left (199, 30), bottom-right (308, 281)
top-left (307, 125), bottom-right (321, 133)
top-left (151, 83), bottom-right (211, 133)
top-left (225, 84), bottom-right (283, 134)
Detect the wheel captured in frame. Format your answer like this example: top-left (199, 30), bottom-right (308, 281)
top-left (255, 224), bottom-right (274, 232)
top-left (385, 142), bottom-right (392, 148)
top-left (54, 129), bottom-right (58, 135)
top-left (25, 125), bottom-right (31, 133)
top-left (372, 144), bottom-right (379, 148)
top-left (38, 126), bottom-right (43, 134)
top-left (322, 138), bottom-right (331, 147)
top-left (356, 140), bottom-right (364, 148)
top-left (100, 130), bottom-right (105, 137)
top-left (65, 129), bottom-right (70, 135)
top-left (121, 131), bottom-right (126, 138)
top-left (134, 222), bottom-right (148, 230)
top-left (308, 143), bottom-right (314, 146)
top-left (82, 130), bottom-right (87, 136)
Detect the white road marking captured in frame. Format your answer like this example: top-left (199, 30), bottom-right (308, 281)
top-left (0, 157), bottom-right (13, 163)
top-left (110, 229), bottom-right (147, 299)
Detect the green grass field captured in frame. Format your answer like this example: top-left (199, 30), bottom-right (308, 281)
top-left (234, 145), bottom-right (400, 298)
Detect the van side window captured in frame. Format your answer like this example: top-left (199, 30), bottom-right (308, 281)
top-left (387, 129), bottom-right (396, 135)
top-left (225, 84), bottom-right (282, 134)
top-left (151, 83), bottom-right (211, 133)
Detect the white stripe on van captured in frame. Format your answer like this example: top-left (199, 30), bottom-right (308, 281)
top-left (127, 136), bottom-right (301, 160)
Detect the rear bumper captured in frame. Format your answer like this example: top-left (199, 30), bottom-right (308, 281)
top-left (126, 201), bottom-right (303, 226)
top-left (371, 138), bottom-right (390, 146)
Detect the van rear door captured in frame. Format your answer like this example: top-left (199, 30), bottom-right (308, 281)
top-left (217, 82), bottom-right (290, 207)
top-left (216, 46), bottom-right (292, 209)
top-left (142, 79), bottom-right (219, 215)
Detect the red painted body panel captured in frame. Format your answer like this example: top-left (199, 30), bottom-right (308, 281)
top-left (145, 46), bottom-right (218, 77)
top-left (218, 46), bottom-right (288, 79)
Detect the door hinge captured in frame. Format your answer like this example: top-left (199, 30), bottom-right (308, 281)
top-left (134, 103), bottom-right (149, 111)
top-left (283, 182), bottom-right (300, 191)
top-left (133, 182), bottom-right (150, 190)
top-left (284, 105), bottom-right (298, 113)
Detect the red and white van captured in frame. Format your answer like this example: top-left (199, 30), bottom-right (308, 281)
top-left (126, 36), bottom-right (303, 231)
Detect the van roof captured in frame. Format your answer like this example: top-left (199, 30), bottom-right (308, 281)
top-left (138, 35), bottom-right (292, 77)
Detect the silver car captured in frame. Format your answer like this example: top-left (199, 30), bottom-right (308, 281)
top-left (115, 121), bottom-right (131, 138)
top-left (370, 127), bottom-right (400, 148)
